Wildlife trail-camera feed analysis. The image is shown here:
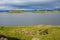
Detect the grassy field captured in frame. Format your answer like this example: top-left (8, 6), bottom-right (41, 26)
top-left (0, 25), bottom-right (60, 40)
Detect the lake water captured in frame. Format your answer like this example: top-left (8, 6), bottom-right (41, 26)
top-left (0, 12), bottom-right (60, 26)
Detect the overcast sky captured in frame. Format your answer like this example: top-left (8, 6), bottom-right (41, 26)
top-left (0, 0), bottom-right (60, 10)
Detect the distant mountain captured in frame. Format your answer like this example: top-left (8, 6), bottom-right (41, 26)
top-left (0, 10), bottom-right (9, 12)
top-left (0, 8), bottom-right (60, 12)
top-left (53, 8), bottom-right (60, 10)
top-left (0, 10), bottom-right (34, 12)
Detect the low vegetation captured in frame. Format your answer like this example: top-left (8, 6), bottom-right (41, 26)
top-left (34, 10), bottom-right (60, 14)
top-left (0, 25), bottom-right (60, 40)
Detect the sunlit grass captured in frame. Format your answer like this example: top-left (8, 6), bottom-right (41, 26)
top-left (0, 25), bottom-right (60, 40)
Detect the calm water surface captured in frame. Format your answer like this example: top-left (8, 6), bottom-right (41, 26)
top-left (0, 12), bottom-right (60, 26)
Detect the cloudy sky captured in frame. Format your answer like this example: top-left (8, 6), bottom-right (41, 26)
top-left (0, 0), bottom-right (60, 10)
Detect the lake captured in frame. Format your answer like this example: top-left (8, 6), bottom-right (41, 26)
top-left (0, 12), bottom-right (60, 26)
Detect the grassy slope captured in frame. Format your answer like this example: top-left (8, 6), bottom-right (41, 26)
top-left (0, 25), bottom-right (60, 40)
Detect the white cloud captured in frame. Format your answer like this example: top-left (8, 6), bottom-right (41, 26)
top-left (0, 6), bottom-right (34, 10)
top-left (0, 0), bottom-right (59, 10)
top-left (0, 0), bottom-right (57, 5)
top-left (0, 5), bottom-right (17, 10)
top-left (30, 0), bottom-right (56, 2)
top-left (0, 6), bottom-right (6, 9)
top-left (19, 9), bottom-right (34, 10)
top-left (0, 0), bottom-right (8, 4)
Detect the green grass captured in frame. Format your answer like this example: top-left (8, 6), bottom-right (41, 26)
top-left (0, 25), bottom-right (60, 40)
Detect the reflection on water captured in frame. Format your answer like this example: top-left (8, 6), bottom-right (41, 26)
top-left (0, 12), bottom-right (60, 26)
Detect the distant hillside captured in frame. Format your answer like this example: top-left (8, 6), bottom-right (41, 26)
top-left (0, 10), bottom-right (8, 12)
top-left (54, 8), bottom-right (60, 10)
top-left (0, 9), bottom-right (60, 12)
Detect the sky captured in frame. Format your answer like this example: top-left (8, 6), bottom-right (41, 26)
top-left (0, 0), bottom-right (60, 10)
